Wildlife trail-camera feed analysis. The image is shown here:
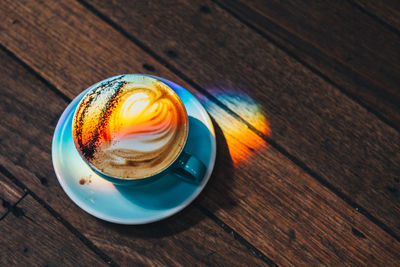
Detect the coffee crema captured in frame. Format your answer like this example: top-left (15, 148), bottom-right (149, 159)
top-left (72, 75), bottom-right (188, 179)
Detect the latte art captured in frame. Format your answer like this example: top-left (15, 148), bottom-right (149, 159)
top-left (72, 75), bottom-right (188, 179)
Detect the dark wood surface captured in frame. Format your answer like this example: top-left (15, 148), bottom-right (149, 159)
top-left (0, 195), bottom-right (107, 266)
top-left (352, 0), bottom-right (400, 32)
top-left (0, 0), bottom-right (399, 266)
top-left (216, 0), bottom-right (400, 129)
top-left (0, 173), bottom-right (25, 219)
top-left (81, 0), bottom-right (400, 236)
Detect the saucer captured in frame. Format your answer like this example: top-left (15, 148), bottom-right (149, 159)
top-left (52, 75), bottom-right (216, 224)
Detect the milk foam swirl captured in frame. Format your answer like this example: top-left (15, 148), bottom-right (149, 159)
top-left (72, 75), bottom-right (188, 179)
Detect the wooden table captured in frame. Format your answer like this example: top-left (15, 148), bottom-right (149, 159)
top-left (0, 0), bottom-right (399, 265)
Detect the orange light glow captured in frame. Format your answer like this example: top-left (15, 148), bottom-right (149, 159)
top-left (199, 90), bottom-right (270, 167)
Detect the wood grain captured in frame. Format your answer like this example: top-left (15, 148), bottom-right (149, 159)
top-left (0, 173), bottom-right (24, 218)
top-left (215, 0), bottom-right (400, 128)
top-left (352, 0), bottom-right (400, 31)
top-left (0, 50), bottom-right (268, 266)
top-left (0, 3), bottom-right (399, 265)
top-left (0, 195), bottom-right (107, 266)
top-left (67, 0), bottom-right (400, 235)
top-left (199, 99), bottom-right (400, 265)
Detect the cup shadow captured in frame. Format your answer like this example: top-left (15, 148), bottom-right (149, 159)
top-left (195, 116), bottom-right (236, 212)
top-left (102, 115), bottom-right (236, 238)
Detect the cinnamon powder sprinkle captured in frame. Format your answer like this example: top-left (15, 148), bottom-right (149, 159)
top-left (74, 77), bottom-right (125, 160)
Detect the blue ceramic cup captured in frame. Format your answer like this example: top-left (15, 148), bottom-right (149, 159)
top-left (72, 74), bottom-right (206, 186)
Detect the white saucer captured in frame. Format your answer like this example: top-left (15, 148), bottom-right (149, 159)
top-left (52, 75), bottom-right (216, 224)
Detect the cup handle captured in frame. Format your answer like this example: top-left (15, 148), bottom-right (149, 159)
top-left (172, 151), bottom-right (206, 184)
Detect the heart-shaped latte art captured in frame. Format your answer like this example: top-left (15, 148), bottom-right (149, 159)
top-left (72, 75), bottom-right (188, 179)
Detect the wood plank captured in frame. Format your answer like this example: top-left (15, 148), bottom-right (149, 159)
top-left (0, 50), bottom-right (268, 266)
top-left (352, 0), bottom-right (400, 31)
top-left (214, 0), bottom-right (400, 128)
top-left (0, 4), bottom-right (399, 265)
top-left (55, 0), bottom-right (400, 236)
top-left (0, 195), bottom-right (107, 266)
top-left (200, 100), bottom-right (400, 265)
top-left (0, 173), bottom-right (25, 218)
top-left (1, 50), bottom-right (399, 267)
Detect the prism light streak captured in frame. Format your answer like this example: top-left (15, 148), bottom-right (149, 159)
top-left (199, 90), bottom-right (270, 167)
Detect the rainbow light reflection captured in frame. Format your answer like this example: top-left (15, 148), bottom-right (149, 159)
top-left (199, 89), bottom-right (270, 167)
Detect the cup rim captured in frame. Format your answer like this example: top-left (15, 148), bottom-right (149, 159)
top-left (72, 74), bottom-right (189, 181)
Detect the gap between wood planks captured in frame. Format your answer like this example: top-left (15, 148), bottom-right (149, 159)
top-left (210, 0), bottom-right (399, 132)
top-left (0, 45), bottom-right (277, 267)
top-left (0, 192), bottom-right (28, 222)
top-left (195, 203), bottom-right (277, 266)
top-left (347, 0), bottom-right (400, 36)
top-left (0, 1), bottom-right (396, 264)
top-left (75, 0), bottom-right (400, 243)
top-left (0, 165), bottom-right (119, 267)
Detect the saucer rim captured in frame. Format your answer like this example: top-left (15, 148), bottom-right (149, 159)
top-left (52, 75), bottom-right (216, 224)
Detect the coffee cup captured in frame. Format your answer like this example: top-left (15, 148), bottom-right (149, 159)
top-left (72, 74), bottom-right (206, 186)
